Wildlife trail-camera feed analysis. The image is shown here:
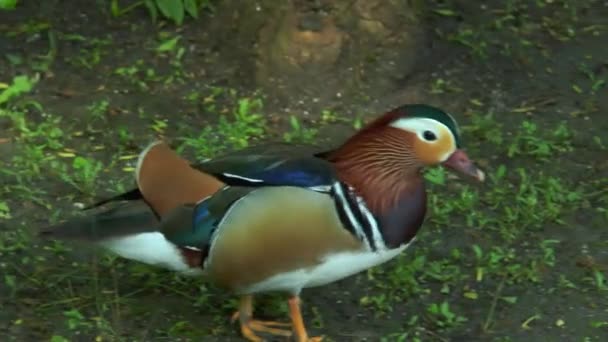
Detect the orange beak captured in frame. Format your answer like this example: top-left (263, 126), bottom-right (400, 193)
top-left (442, 149), bottom-right (485, 182)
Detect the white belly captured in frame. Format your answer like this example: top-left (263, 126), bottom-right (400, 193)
top-left (101, 232), bottom-right (203, 276)
top-left (243, 243), bottom-right (411, 294)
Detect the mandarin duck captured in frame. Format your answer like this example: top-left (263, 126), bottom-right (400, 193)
top-left (41, 104), bottom-right (485, 342)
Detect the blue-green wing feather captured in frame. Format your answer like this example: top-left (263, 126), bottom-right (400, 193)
top-left (160, 187), bottom-right (256, 249)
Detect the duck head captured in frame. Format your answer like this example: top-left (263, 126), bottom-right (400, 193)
top-left (327, 104), bottom-right (485, 183)
top-left (386, 104), bottom-right (485, 181)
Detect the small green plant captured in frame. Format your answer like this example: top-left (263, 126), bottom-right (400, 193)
top-left (592, 270), bottom-right (606, 291)
top-left (0, 75), bottom-right (38, 106)
top-left (179, 96), bottom-right (267, 157)
top-left (87, 99), bottom-right (110, 119)
top-left (283, 116), bottom-right (317, 143)
top-left (0, 201), bottom-right (11, 219)
top-left (463, 111), bottom-right (504, 145)
top-left (0, 0), bottom-right (17, 10)
top-left (539, 239), bottom-right (559, 267)
top-left (117, 126), bottom-right (136, 146)
top-left (424, 167), bottom-right (447, 185)
top-left (446, 27), bottom-right (488, 58)
top-left (507, 121), bottom-right (573, 160)
top-left (50, 336), bottom-right (69, 342)
top-left (429, 78), bottom-right (462, 94)
top-left (4, 274), bottom-right (17, 296)
top-left (156, 33), bottom-right (187, 84)
top-left (61, 34), bottom-right (110, 69)
top-left (359, 293), bottom-right (392, 314)
top-left (427, 301), bottom-right (467, 329)
top-left (218, 98), bottom-right (266, 148)
top-left (156, 34), bottom-right (181, 53)
top-left (110, 0), bottom-right (210, 25)
top-left (69, 156), bottom-right (104, 194)
top-left (114, 60), bottom-right (157, 90)
top-left (64, 308), bottom-right (92, 330)
top-left (364, 253), bottom-right (427, 313)
top-left (578, 62), bottom-right (606, 95)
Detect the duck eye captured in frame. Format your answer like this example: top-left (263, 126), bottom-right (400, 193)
top-left (423, 130), bottom-right (437, 141)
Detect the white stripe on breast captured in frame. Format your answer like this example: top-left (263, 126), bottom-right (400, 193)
top-left (356, 195), bottom-right (386, 250)
top-left (332, 183), bottom-right (370, 248)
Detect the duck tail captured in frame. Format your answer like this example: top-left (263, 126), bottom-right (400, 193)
top-left (39, 201), bottom-right (158, 242)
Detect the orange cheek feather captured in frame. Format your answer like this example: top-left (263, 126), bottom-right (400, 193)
top-left (414, 134), bottom-right (452, 165)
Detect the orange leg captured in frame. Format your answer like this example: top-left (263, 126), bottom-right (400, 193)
top-left (288, 296), bottom-right (323, 342)
top-left (232, 295), bottom-right (292, 342)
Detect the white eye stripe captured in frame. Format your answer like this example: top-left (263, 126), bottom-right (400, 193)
top-left (390, 118), bottom-right (448, 137)
top-left (389, 117), bottom-right (457, 162)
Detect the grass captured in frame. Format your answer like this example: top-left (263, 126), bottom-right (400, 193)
top-left (1, 0), bottom-right (607, 341)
